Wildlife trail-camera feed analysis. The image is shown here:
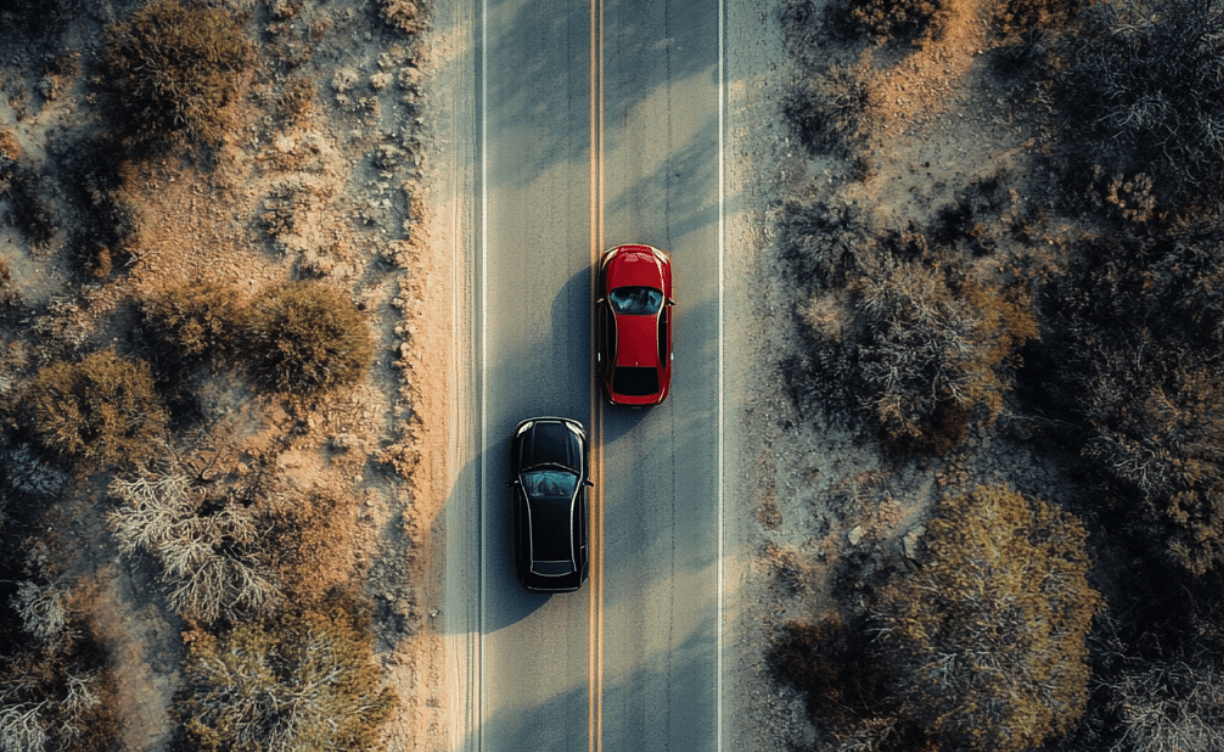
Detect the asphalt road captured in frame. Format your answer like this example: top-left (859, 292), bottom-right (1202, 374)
top-left (456, 0), bottom-right (724, 749)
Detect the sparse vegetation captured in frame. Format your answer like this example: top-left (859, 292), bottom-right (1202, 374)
top-left (26, 350), bottom-right (168, 471)
top-left (104, 0), bottom-right (256, 149)
top-left (244, 282), bottom-right (373, 396)
top-left (178, 603), bottom-right (397, 752)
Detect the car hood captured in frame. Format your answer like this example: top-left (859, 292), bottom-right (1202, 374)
top-left (519, 420), bottom-right (582, 472)
top-left (607, 249), bottom-right (664, 288)
top-left (614, 314), bottom-right (660, 367)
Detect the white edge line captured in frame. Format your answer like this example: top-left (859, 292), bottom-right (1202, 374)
top-left (716, 0), bottom-right (726, 748)
top-left (477, 0), bottom-right (489, 748)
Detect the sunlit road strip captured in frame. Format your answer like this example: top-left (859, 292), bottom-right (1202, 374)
top-left (715, 0), bottom-right (726, 747)
top-left (476, 0), bottom-right (488, 748)
top-left (588, 0), bottom-right (606, 749)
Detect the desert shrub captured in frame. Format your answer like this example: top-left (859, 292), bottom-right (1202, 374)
top-left (11, 582), bottom-right (68, 644)
top-left (265, 490), bottom-right (362, 604)
top-left (26, 350), bottom-right (168, 471)
top-left (141, 280), bottom-right (246, 363)
top-left (850, 258), bottom-right (1034, 452)
top-left (1057, 0), bottom-right (1224, 207)
top-left (66, 143), bottom-right (141, 279)
top-left (997, 0), bottom-right (1086, 36)
top-left (277, 77), bottom-right (317, 125)
top-left (785, 57), bottom-right (877, 157)
top-left (779, 199), bottom-right (1037, 453)
top-left (873, 485), bottom-right (1103, 752)
top-left (178, 603), bottom-right (397, 752)
top-left (772, 619), bottom-right (937, 752)
top-left (839, 0), bottom-right (946, 40)
top-left (104, 0), bottom-right (256, 149)
top-left (380, 0), bottom-right (427, 35)
top-left (1078, 352), bottom-right (1224, 574)
top-left (108, 471), bottom-right (278, 624)
top-left (243, 282), bottom-right (373, 396)
top-left (0, 0), bottom-right (84, 39)
top-left (4, 167), bottom-right (56, 247)
top-left (1044, 224), bottom-right (1224, 573)
top-left (0, 584), bottom-right (118, 752)
top-left (1099, 658), bottom-right (1224, 752)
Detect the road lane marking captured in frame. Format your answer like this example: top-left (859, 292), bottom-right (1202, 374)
top-left (478, 0), bottom-right (488, 749)
top-left (588, 2), bottom-right (605, 751)
top-left (717, 1), bottom-right (726, 750)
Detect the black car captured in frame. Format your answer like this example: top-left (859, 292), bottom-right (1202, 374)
top-left (509, 417), bottom-right (592, 592)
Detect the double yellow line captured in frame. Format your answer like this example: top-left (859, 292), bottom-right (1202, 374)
top-left (587, 0), bottom-right (605, 749)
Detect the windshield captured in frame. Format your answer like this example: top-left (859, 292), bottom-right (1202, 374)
top-left (609, 286), bottom-right (664, 316)
top-left (521, 469), bottom-right (579, 499)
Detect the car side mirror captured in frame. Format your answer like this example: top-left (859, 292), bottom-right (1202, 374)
top-left (505, 479), bottom-right (517, 486)
top-left (584, 480), bottom-right (595, 488)
top-left (666, 298), bottom-right (675, 306)
top-left (595, 297), bottom-right (605, 305)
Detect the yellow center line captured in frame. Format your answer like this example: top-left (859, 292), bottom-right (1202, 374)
top-left (587, 0), bottom-right (605, 750)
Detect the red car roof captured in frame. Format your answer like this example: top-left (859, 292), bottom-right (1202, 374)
top-left (614, 314), bottom-right (660, 368)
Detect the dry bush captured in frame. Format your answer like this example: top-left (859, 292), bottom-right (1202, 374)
top-left (108, 471), bottom-right (278, 624)
top-left (1045, 223), bottom-right (1224, 573)
top-left (0, 0), bottom-right (84, 38)
top-left (851, 257), bottom-right (1035, 452)
top-left (265, 490), bottom-right (362, 604)
top-left (61, 141), bottom-right (142, 279)
top-left (873, 485), bottom-right (1103, 752)
top-left (141, 279), bottom-right (246, 363)
top-left (778, 199), bottom-right (1036, 453)
top-left (772, 619), bottom-right (936, 752)
top-left (996, 0), bottom-right (1086, 36)
top-left (785, 56), bottom-right (877, 157)
top-left (1057, 0), bottom-right (1224, 207)
top-left (1100, 658), bottom-right (1224, 752)
top-left (277, 77), bottom-right (317, 125)
top-left (104, 0), bottom-right (256, 150)
top-left (179, 602), bottom-right (396, 752)
top-left (838, 0), bottom-right (947, 41)
top-left (0, 589), bottom-right (118, 752)
top-left (11, 582), bottom-right (68, 644)
top-left (3, 167), bottom-right (56, 247)
top-left (244, 282), bottom-right (373, 396)
top-left (380, 0), bottom-right (427, 35)
top-left (26, 350), bottom-right (168, 471)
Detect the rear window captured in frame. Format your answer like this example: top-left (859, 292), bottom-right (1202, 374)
top-left (613, 366), bottom-right (660, 396)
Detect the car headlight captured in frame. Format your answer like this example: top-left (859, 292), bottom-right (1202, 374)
top-left (651, 247), bottom-right (668, 263)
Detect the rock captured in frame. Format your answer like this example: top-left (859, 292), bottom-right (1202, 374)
top-left (904, 525), bottom-right (925, 560)
top-left (848, 526), bottom-right (864, 546)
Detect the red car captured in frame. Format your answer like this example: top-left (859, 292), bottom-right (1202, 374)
top-left (596, 244), bottom-right (674, 406)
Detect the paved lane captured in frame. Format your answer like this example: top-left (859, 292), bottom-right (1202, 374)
top-left (599, 1), bottom-right (722, 750)
top-left (477, 0), bottom-right (595, 748)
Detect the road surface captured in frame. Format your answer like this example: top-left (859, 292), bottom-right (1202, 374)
top-left (447, 0), bottom-right (726, 749)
